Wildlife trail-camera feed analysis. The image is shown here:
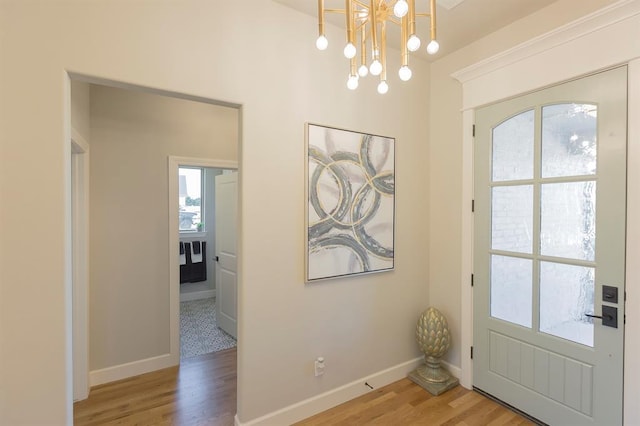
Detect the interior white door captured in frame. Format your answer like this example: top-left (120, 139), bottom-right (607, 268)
top-left (473, 67), bottom-right (627, 425)
top-left (215, 172), bottom-right (238, 339)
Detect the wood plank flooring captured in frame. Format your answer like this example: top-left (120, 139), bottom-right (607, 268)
top-left (295, 379), bottom-right (534, 426)
top-left (75, 349), bottom-right (532, 425)
top-left (73, 348), bottom-right (237, 426)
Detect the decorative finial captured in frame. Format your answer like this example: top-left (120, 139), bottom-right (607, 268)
top-left (408, 307), bottom-right (459, 395)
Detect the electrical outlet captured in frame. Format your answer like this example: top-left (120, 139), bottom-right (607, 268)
top-left (314, 357), bottom-right (325, 377)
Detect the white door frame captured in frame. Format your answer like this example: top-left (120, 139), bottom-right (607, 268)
top-left (168, 156), bottom-right (238, 364)
top-left (71, 127), bottom-right (90, 401)
top-left (451, 1), bottom-right (640, 423)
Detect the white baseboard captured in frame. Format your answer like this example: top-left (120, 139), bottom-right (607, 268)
top-left (441, 359), bottom-right (464, 384)
top-left (180, 289), bottom-right (215, 302)
top-left (89, 353), bottom-right (178, 387)
top-left (235, 356), bottom-right (423, 426)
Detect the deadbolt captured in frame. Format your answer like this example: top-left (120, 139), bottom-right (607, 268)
top-left (602, 285), bottom-right (619, 303)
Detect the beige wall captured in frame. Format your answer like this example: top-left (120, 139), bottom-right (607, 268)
top-left (88, 85), bottom-right (237, 370)
top-left (0, 1), bottom-right (429, 423)
top-left (428, 0), bottom-right (619, 368)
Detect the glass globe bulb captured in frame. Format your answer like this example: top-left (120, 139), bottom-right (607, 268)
top-left (426, 39), bottom-right (440, 55)
top-left (316, 35), bottom-right (328, 51)
top-left (370, 60), bottom-right (382, 76)
top-left (407, 34), bottom-right (421, 52)
top-left (393, 0), bottom-right (409, 18)
top-left (347, 75), bottom-right (359, 90)
top-left (343, 42), bottom-right (356, 59)
top-left (398, 65), bottom-right (412, 81)
top-left (358, 64), bottom-right (369, 77)
top-left (377, 80), bottom-right (389, 94)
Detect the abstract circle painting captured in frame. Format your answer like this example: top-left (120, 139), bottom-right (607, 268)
top-left (306, 123), bottom-right (395, 281)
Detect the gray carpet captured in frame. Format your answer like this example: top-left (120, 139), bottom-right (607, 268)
top-left (180, 297), bottom-right (237, 359)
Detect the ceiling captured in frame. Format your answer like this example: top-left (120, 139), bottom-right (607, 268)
top-left (273, 0), bottom-right (558, 60)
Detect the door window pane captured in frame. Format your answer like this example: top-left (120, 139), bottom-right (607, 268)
top-left (542, 104), bottom-right (597, 178)
top-left (492, 185), bottom-right (533, 253)
top-left (179, 167), bottom-right (203, 232)
top-left (491, 255), bottom-right (532, 328)
top-left (492, 110), bottom-right (535, 182)
top-left (541, 182), bottom-right (596, 261)
top-left (540, 262), bottom-right (594, 347)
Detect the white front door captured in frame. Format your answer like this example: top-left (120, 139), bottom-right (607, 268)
top-left (473, 67), bottom-right (627, 425)
top-left (215, 172), bottom-right (238, 339)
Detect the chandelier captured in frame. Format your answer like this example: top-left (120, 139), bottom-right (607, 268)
top-left (316, 0), bottom-right (438, 94)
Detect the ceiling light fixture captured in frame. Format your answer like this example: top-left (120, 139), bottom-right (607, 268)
top-left (316, 0), bottom-right (438, 94)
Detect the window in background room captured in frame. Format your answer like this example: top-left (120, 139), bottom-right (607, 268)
top-left (179, 167), bottom-right (204, 232)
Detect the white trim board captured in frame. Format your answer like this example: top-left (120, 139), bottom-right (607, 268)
top-left (234, 356), bottom-right (425, 426)
top-left (451, 1), bottom-right (640, 424)
top-left (451, 0), bottom-right (640, 87)
top-left (624, 58), bottom-right (640, 426)
top-left (71, 127), bottom-right (90, 402)
top-left (452, 0), bottom-right (640, 109)
top-left (89, 353), bottom-right (174, 387)
top-left (71, 127), bottom-right (90, 153)
top-left (180, 289), bottom-right (215, 302)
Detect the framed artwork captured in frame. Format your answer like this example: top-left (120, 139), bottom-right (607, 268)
top-left (305, 123), bottom-right (395, 282)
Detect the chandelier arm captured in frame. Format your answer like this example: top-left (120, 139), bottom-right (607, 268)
top-left (346, 0), bottom-right (354, 47)
top-left (353, 0), bottom-right (369, 9)
top-left (387, 16), bottom-right (402, 26)
top-left (380, 19), bottom-right (387, 82)
top-left (408, 0), bottom-right (416, 35)
top-left (360, 22), bottom-right (367, 65)
top-left (324, 8), bottom-right (347, 14)
top-left (401, 14), bottom-right (408, 67)
top-left (369, 0), bottom-right (379, 61)
top-left (318, 0), bottom-right (325, 38)
top-left (429, 0), bottom-right (437, 41)
top-left (354, 20), bottom-right (367, 31)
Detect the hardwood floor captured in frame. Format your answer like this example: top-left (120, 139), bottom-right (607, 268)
top-left (75, 350), bottom-right (532, 425)
top-left (296, 379), bottom-right (534, 426)
top-left (73, 348), bottom-right (237, 426)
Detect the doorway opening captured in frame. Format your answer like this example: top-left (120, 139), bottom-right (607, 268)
top-left (175, 164), bottom-right (238, 359)
top-left (69, 77), bottom-right (241, 405)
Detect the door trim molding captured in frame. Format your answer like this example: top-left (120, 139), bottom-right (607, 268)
top-left (624, 59), bottom-right (640, 425)
top-left (452, 2), bottom-right (640, 423)
top-left (71, 127), bottom-right (90, 401)
top-left (452, 0), bottom-right (640, 108)
top-left (168, 156), bottom-right (238, 364)
top-left (452, 0), bottom-right (639, 89)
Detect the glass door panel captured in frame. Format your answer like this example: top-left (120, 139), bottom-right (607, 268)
top-left (490, 255), bottom-right (532, 328)
top-left (540, 181), bottom-right (596, 261)
top-left (491, 185), bottom-right (533, 253)
top-left (492, 110), bottom-right (535, 182)
top-left (541, 104), bottom-right (597, 178)
top-left (539, 261), bottom-right (595, 346)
